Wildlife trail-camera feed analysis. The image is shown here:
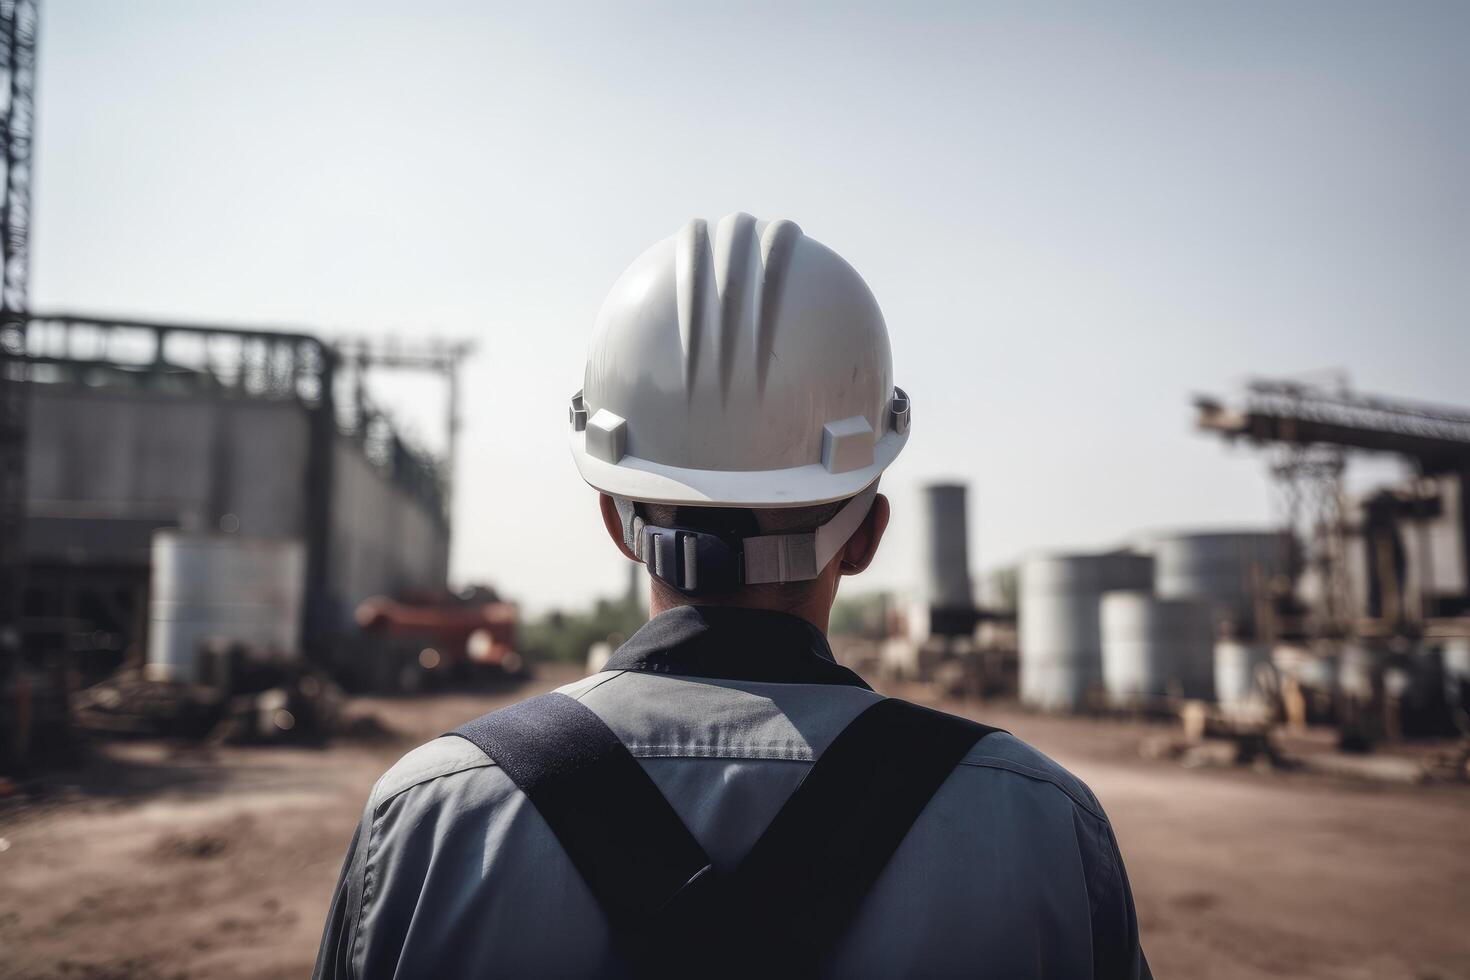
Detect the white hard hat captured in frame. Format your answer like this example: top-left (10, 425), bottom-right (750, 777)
top-left (570, 213), bottom-right (909, 507)
top-left (569, 213), bottom-right (910, 591)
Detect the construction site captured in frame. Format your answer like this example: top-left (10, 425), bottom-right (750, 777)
top-left (4, 3), bottom-right (1469, 979)
top-left (850, 380), bottom-right (1470, 766)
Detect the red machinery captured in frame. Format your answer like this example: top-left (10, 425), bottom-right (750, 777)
top-left (353, 586), bottom-right (521, 692)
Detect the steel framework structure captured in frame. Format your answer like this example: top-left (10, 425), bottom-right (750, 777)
top-left (1197, 379), bottom-right (1470, 471)
top-left (333, 337), bottom-right (473, 522)
top-left (20, 312), bottom-right (472, 645)
top-left (0, 0), bottom-right (36, 653)
top-left (1197, 377), bottom-right (1470, 634)
top-left (1269, 443), bottom-right (1352, 636)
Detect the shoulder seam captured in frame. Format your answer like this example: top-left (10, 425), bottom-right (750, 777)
top-left (369, 747), bottom-right (496, 814)
top-left (564, 669), bottom-right (627, 699)
top-left (369, 677), bottom-right (625, 814)
top-left (956, 755), bottom-right (1108, 822)
top-left (352, 804), bottom-right (377, 978)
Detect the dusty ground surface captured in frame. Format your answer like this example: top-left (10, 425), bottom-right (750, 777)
top-left (2, 665), bottom-right (1468, 980)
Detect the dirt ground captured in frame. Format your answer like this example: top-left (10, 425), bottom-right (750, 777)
top-left (3, 666), bottom-right (1468, 980)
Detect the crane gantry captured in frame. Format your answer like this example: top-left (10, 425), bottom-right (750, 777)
top-left (1196, 377), bottom-right (1470, 636)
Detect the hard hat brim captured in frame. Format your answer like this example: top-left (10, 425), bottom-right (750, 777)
top-left (570, 426), bottom-right (908, 508)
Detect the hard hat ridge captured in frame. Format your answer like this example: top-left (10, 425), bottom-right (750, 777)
top-left (570, 212), bottom-right (909, 509)
top-left (674, 212), bottom-right (805, 403)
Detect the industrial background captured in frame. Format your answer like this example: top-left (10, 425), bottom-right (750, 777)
top-left (2, 3), bottom-right (1468, 979)
top-left (0, 1), bottom-right (521, 753)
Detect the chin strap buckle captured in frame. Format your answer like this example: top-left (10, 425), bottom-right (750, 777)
top-left (637, 525), bottom-right (741, 595)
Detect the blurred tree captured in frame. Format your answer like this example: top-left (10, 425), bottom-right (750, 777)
top-left (830, 592), bottom-right (891, 638)
top-left (987, 566), bottom-right (1018, 612)
top-left (521, 593), bottom-right (647, 664)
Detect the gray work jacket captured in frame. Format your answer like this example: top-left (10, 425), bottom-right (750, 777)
top-left (315, 606), bottom-right (1150, 978)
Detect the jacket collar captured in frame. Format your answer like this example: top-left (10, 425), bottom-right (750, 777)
top-left (602, 605), bottom-right (872, 690)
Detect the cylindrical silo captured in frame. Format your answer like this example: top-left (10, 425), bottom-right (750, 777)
top-left (1019, 552), bottom-right (1154, 710)
top-left (1214, 640), bottom-right (1272, 707)
top-left (1336, 643), bottom-right (1379, 703)
top-left (147, 531), bottom-right (306, 683)
top-left (1444, 638), bottom-right (1470, 683)
top-left (1100, 593), bottom-right (1215, 706)
top-left (1442, 637), bottom-right (1470, 717)
top-left (921, 483), bottom-right (973, 611)
top-left (1153, 531), bottom-right (1292, 638)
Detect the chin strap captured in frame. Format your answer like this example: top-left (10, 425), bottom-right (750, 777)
top-left (613, 482), bottom-right (879, 594)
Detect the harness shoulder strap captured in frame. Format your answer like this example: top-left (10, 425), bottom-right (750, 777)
top-left (449, 692), bottom-right (713, 932)
top-left (449, 692), bottom-right (1002, 975)
top-left (731, 698), bottom-right (1003, 969)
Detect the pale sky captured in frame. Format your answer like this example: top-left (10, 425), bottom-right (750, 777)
top-left (35, 1), bottom-right (1469, 612)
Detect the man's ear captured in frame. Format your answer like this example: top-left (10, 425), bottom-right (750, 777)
top-left (839, 493), bottom-right (890, 576)
top-left (599, 493), bottom-right (640, 562)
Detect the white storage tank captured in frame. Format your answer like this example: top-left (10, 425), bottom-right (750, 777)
top-left (1153, 531), bottom-right (1291, 637)
top-left (1100, 593), bottom-right (1215, 706)
top-left (1443, 638), bottom-right (1470, 678)
top-left (146, 531), bottom-right (306, 683)
top-left (1019, 552), bottom-right (1154, 710)
top-left (1444, 637), bottom-right (1470, 686)
top-left (1441, 637), bottom-right (1470, 718)
top-left (1214, 640), bottom-right (1273, 707)
top-left (1336, 643), bottom-right (1379, 703)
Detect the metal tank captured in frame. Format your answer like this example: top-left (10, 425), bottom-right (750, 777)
top-left (1019, 552), bottom-right (1154, 710)
top-left (921, 483), bottom-right (973, 610)
top-left (1442, 637), bottom-right (1470, 722)
top-left (1099, 593), bottom-right (1215, 706)
top-left (1445, 638), bottom-right (1470, 688)
top-left (1336, 643), bottom-right (1379, 703)
top-left (1444, 638), bottom-right (1470, 683)
top-left (1214, 640), bottom-right (1273, 707)
top-left (1153, 531), bottom-right (1292, 637)
top-left (146, 531), bottom-right (306, 683)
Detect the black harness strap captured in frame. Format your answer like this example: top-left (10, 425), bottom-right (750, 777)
top-left (736, 699), bottom-right (1001, 969)
top-left (452, 693), bottom-right (712, 933)
top-left (449, 693), bottom-right (1002, 975)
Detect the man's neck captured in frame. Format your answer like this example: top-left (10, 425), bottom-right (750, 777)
top-left (647, 581), bottom-right (835, 635)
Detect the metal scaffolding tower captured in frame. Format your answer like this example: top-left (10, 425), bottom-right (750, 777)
top-left (1197, 379), bottom-right (1470, 469)
top-left (1196, 377), bottom-right (1470, 633)
top-left (0, 0), bottom-right (37, 653)
top-left (1270, 443), bottom-right (1351, 635)
top-left (332, 337), bottom-right (474, 524)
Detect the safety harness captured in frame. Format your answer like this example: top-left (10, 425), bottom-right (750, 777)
top-left (449, 690), bottom-right (1001, 976)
